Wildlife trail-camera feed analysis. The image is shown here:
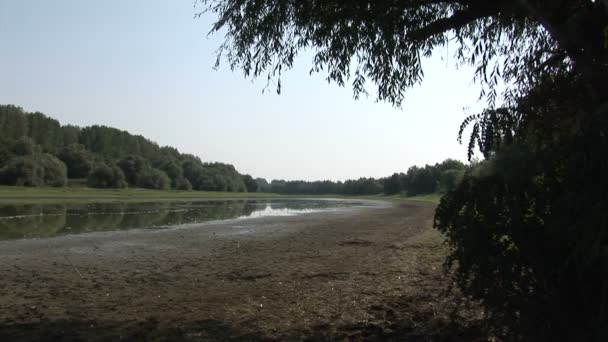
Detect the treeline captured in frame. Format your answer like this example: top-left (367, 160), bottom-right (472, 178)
top-left (0, 105), bottom-right (257, 192)
top-left (256, 159), bottom-right (466, 196)
top-left (0, 104), bottom-right (466, 195)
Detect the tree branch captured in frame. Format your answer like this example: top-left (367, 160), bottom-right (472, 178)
top-left (406, 7), bottom-right (496, 41)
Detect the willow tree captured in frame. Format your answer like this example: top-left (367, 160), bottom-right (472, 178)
top-left (199, 1), bottom-right (605, 104)
top-left (199, 1), bottom-right (608, 339)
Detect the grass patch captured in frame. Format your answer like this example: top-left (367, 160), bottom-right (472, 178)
top-left (0, 186), bottom-right (444, 205)
top-left (0, 186), bottom-right (287, 204)
top-left (381, 193), bottom-right (443, 204)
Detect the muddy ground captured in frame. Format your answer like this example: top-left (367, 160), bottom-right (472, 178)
top-left (0, 200), bottom-right (483, 341)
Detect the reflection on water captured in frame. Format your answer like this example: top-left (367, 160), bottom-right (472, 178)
top-left (0, 199), bottom-right (360, 240)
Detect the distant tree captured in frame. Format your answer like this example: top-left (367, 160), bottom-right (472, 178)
top-left (270, 180), bottom-right (286, 194)
top-left (137, 168), bottom-right (171, 190)
top-left (343, 177), bottom-right (382, 196)
top-left (87, 163), bottom-right (127, 188)
top-left (38, 154), bottom-right (68, 187)
top-left (59, 144), bottom-right (93, 178)
top-left (0, 142), bottom-right (11, 166)
top-left (117, 155), bottom-right (147, 185)
top-left (406, 165), bottom-right (438, 196)
top-left (0, 105), bottom-right (29, 140)
top-left (173, 175), bottom-right (193, 191)
top-left (155, 158), bottom-right (185, 189)
top-left (0, 156), bottom-right (42, 186)
top-left (201, 162), bottom-right (246, 192)
top-left (12, 137), bottom-right (37, 156)
top-left (383, 173), bottom-right (403, 195)
top-left (62, 125), bottom-right (80, 146)
top-left (27, 112), bottom-right (63, 153)
top-left (437, 159), bottom-right (465, 172)
top-left (0, 154), bottom-right (67, 187)
top-left (157, 159), bottom-right (181, 179)
top-left (242, 174), bottom-right (258, 193)
top-left (194, 168), bottom-right (226, 191)
top-left (181, 158), bottom-right (205, 187)
top-left (255, 178), bottom-right (270, 192)
top-left (78, 125), bottom-right (162, 160)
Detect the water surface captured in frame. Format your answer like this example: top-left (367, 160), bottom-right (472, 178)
top-left (0, 199), bottom-right (366, 240)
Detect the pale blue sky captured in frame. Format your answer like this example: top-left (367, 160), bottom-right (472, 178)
top-left (0, 0), bottom-right (483, 181)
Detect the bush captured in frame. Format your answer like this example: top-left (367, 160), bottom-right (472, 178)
top-left (59, 144), bottom-right (93, 178)
top-left (0, 154), bottom-right (67, 187)
top-left (38, 154), bottom-right (68, 187)
top-left (136, 168), bottom-right (171, 190)
top-left (173, 175), bottom-right (192, 191)
top-left (87, 163), bottom-right (127, 188)
top-left (117, 155), bottom-right (147, 185)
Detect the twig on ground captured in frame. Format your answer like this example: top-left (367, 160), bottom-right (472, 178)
top-left (63, 254), bottom-right (84, 279)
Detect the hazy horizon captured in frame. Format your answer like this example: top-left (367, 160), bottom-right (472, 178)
top-left (0, 0), bottom-right (484, 182)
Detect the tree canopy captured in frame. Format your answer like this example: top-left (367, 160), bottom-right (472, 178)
top-left (199, 1), bottom-right (605, 107)
top-left (0, 105), bottom-right (255, 192)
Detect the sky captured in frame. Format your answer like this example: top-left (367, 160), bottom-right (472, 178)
top-left (0, 0), bottom-right (484, 181)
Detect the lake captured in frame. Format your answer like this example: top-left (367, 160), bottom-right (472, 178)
top-left (0, 199), bottom-right (369, 240)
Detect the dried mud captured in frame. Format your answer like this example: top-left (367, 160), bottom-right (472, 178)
top-left (0, 200), bottom-right (483, 341)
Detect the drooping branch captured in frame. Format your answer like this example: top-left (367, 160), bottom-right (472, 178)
top-left (406, 7), bottom-right (497, 40)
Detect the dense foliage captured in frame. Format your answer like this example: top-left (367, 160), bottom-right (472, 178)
top-left (436, 73), bottom-right (608, 340)
top-left (136, 168), bottom-right (172, 191)
top-left (87, 163), bottom-right (128, 189)
top-left (0, 105), bottom-right (251, 191)
top-left (0, 153), bottom-right (67, 187)
top-left (59, 144), bottom-right (93, 179)
top-left (201, 0), bottom-right (608, 339)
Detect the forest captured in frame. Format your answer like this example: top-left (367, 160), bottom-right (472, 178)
top-left (0, 104), bottom-right (463, 198)
top-left (0, 104), bottom-right (250, 192)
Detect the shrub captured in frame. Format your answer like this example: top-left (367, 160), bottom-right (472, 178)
top-left (117, 155), bottom-right (147, 185)
top-left (0, 154), bottom-right (67, 187)
top-left (173, 175), bottom-right (192, 191)
top-left (136, 168), bottom-right (171, 190)
top-left (38, 154), bottom-right (68, 187)
top-left (59, 144), bottom-right (93, 178)
top-left (87, 163), bottom-right (127, 188)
